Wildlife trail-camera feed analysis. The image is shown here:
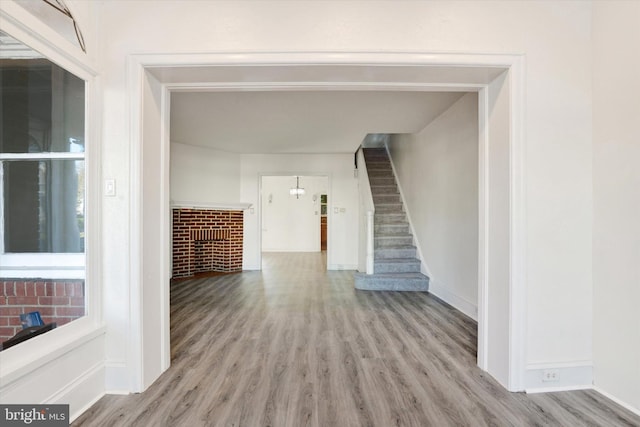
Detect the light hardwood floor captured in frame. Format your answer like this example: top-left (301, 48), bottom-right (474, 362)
top-left (74, 252), bottom-right (640, 426)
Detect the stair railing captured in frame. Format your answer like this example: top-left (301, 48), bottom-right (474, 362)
top-left (356, 147), bottom-right (375, 275)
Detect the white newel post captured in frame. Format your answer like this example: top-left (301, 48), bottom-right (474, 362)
top-left (366, 210), bottom-right (374, 274)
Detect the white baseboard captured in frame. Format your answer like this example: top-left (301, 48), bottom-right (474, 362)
top-left (244, 262), bottom-right (357, 271)
top-left (592, 385), bottom-right (640, 417)
top-left (428, 280), bottom-right (478, 321)
top-left (105, 360), bottom-right (130, 394)
top-left (525, 384), bottom-right (593, 394)
top-left (328, 264), bottom-right (358, 270)
top-left (525, 362), bottom-right (593, 393)
top-left (46, 362), bottom-right (105, 422)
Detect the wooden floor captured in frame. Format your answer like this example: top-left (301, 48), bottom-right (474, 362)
top-left (74, 253), bottom-right (640, 427)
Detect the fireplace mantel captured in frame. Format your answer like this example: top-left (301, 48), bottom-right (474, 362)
top-left (171, 201), bottom-right (252, 211)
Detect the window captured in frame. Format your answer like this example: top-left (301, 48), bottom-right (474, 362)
top-left (0, 31), bottom-right (86, 348)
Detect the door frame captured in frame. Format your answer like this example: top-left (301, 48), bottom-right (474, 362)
top-left (258, 174), bottom-right (330, 262)
top-left (128, 51), bottom-right (526, 392)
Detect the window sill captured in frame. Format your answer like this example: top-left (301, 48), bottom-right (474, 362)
top-left (0, 268), bottom-right (85, 280)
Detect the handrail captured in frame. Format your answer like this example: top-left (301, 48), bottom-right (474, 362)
top-left (357, 147), bottom-right (375, 275)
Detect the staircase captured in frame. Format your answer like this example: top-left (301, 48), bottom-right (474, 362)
top-left (355, 148), bottom-right (430, 291)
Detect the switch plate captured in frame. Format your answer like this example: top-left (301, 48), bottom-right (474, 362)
top-left (105, 179), bottom-right (116, 196)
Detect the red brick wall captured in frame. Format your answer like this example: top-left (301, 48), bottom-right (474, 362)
top-left (172, 209), bottom-right (243, 278)
top-left (0, 279), bottom-right (85, 342)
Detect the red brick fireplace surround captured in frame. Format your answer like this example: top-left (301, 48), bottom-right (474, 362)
top-left (172, 208), bottom-right (244, 278)
top-left (0, 279), bottom-right (85, 342)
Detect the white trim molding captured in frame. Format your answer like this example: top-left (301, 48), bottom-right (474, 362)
top-left (104, 360), bottom-right (130, 395)
top-left (476, 86), bottom-right (490, 373)
top-left (327, 264), bottom-right (358, 271)
top-left (48, 361), bottom-right (105, 422)
top-left (508, 55), bottom-right (527, 392)
top-left (0, 2), bottom-right (95, 77)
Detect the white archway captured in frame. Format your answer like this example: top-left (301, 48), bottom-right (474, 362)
top-left (128, 52), bottom-right (526, 392)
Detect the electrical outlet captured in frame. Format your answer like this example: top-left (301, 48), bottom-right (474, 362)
top-left (542, 369), bottom-right (559, 382)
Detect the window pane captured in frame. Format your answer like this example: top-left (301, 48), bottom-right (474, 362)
top-left (3, 160), bottom-right (84, 253)
top-left (0, 56), bottom-right (85, 153)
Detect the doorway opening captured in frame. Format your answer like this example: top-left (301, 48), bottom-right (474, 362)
top-left (130, 53), bottom-right (525, 393)
top-left (260, 175), bottom-right (329, 269)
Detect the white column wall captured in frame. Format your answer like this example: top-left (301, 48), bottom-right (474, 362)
top-left (592, 1), bottom-right (640, 414)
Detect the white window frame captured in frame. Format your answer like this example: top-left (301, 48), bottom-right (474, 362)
top-left (0, 152), bottom-right (85, 279)
top-left (0, 1), bottom-right (102, 381)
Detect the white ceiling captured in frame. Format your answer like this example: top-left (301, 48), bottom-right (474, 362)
top-left (169, 91), bottom-right (466, 154)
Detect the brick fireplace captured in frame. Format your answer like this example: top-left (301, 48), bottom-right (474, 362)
top-left (172, 208), bottom-right (244, 278)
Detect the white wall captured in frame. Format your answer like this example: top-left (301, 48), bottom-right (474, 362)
top-left (592, 1), bottom-right (640, 414)
top-left (94, 0), bottom-right (594, 396)
top-left (261, 176), bottom-right (328, 252)
top-left (241, 154), bottom-right (358, 270)
top-left (388, 93), bottom-right (479, 320)
top-left (168, 148), bottom-right (353, 265)
top-left (170, 142), bottom-right (241, 205)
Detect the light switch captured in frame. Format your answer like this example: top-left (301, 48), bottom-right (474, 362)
top-left (340, 208), bottom-right (346, 213)
top-left (334, 207), bottom-right (339, 214)
top-left (105, 179), bottom-right (116, 197)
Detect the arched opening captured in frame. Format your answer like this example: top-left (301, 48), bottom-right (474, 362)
top-left (129, 54), bottom-right (525, 392)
